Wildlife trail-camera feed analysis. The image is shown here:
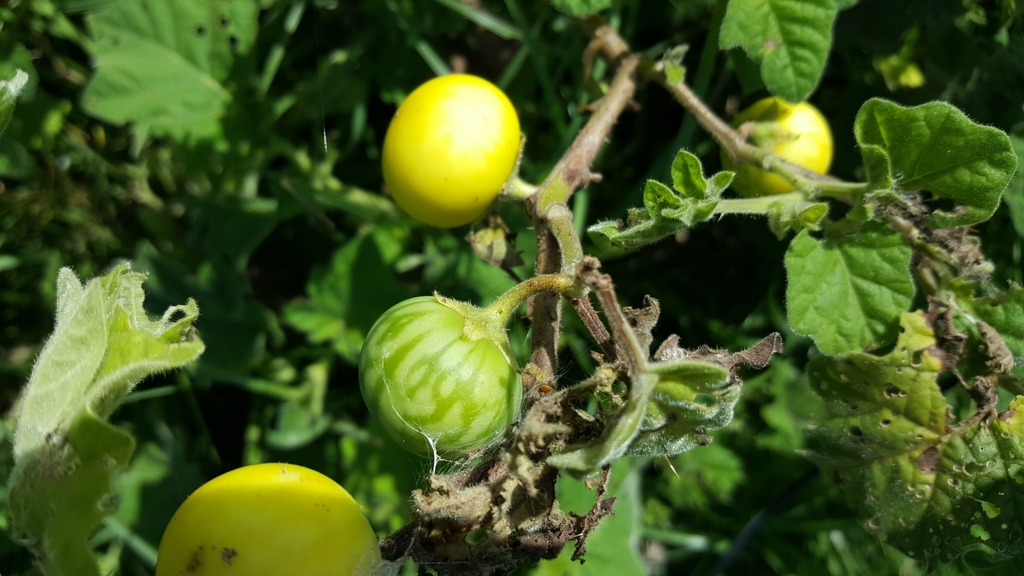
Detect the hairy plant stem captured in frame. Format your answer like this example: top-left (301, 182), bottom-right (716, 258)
top-left (526, 40), bottom-right (640, 385)
top-left (645, 48), bottom-right (869, 198)
top-left (486, 273), bottom-right (576, 326)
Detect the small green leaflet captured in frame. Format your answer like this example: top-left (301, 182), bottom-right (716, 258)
top-left (8, 264), bottom-right (204, 576)
top-left (720, 0), bottom-right (847, 102)
top-left (588, 150), bottom-right (729, 251)
top-left (804, 311), bottom-right (1024, 571)
top-left (82, 0), bottom-right (258, 141)
top-left (785, 224), bottom-right (915, 354)
top-left (855, 98), bottom-right (1018, 229)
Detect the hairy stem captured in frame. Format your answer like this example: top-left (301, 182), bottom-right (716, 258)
top-left (527, 30), bottom-right (641, 385)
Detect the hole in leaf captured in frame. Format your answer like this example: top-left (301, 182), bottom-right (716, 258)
top-left (848, 425), bottom-right (863, 437)
top-left (197, 26), bottom-right (206, 36)
top-left (879, 419), bottom-right (891, 428)
top-left (229, 36), bottom-right (239, 51)
top-left (917, 446), bottom-right (940, 473)
top-left (912, 350), bottom-right (924, 365)
top-left (884, 383), bottom-right (903, 398)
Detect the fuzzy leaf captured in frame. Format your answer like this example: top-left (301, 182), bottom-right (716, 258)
top-left (8, 264), bottom-right (204, 576)
top-left (785, 225), bottom-right (915, 354)
top-left (804, 311), bottom-right (1024, 569)
top-left (720, 0), bottom-right (839, 102)
top-left (1003, 134), bottom-right (1024, 239)
top-left (586, 150), bottom-right (726, 251)
top-left (855, 99), bottom-right (1018, 228)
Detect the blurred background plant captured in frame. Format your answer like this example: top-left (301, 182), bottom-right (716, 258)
top-left (1, 0), bottom-right (1022, 574)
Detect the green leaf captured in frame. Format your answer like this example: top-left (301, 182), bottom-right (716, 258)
top-left (1003, 133), bottom-right (1024, 239)
top-left (804, 311), bottom-right (1024, 569)
top-left (971, 283), bottom-right (1024, 356)
top-left (533, 459), bottom-right (646, 576)
top-left (550, 0), bottom-right (612, 18)
top-left (0, 68), bottom-right (29, 139)
top-left (586, 150), bottom-right (726, 251)
top-left (855, 98), bottom-right (1018, 228)
top-left (657, 442), bottom-right (745, 510)
top-left (8, 264), bottom-right (204, 576)
top-left (81, 0), bottom-right (258, 141)
top-left (283, 228), bottom-right (411, 364)
top-left (785, 225), bottom-right (915, 354)
top-left (720, 0), bottom-right (839, 102)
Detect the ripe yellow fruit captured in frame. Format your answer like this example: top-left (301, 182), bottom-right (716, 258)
top-left (382, 74), bottom-right (521, 228)
top-left (155, 463), bottom-right (380, 576)
top-left (722, 97), bottom-right (833, 197)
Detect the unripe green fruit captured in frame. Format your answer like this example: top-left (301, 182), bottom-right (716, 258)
top-left (358, 296), bottom-right (522, 458)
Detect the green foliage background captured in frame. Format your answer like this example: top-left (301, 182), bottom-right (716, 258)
top-left (1, 0), bottom-right (1022, 574)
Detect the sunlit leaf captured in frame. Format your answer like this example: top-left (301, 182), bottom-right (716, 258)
top-left (720, 0), bottom-right (840, 102)
top-left (855, 99), bottom-right (1018, 228)
top-left (785, 224), bottom-right (915, 354)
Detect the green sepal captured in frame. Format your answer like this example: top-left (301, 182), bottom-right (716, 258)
top-left (766, 197), bottom-right (829, 239)
top-left (547, 373), bottom-right (654, 476)
top-left (8, 411), bottom-right (135, 576)
top-left (627, 359), bottom-right (736, 458)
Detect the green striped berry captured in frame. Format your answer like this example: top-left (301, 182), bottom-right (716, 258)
top-left (358, 296), bottom-right (522, 459)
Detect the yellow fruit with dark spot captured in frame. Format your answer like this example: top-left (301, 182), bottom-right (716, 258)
top-left (155, 463), bottom-right (379, 576)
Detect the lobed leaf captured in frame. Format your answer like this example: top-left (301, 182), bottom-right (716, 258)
top-left (855, 99), bottom-right (1018, 228)
top-left (283, 229), bottom-right (410, 364)
top-left (804, 311), bottom-right (1024, 570)
top-left (785, 224), bottom-right (915, 354)
top-left (720, 0), bottom-right (840, 102)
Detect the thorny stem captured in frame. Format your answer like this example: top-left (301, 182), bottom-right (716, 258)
top-left (580, 258), bottom-right (649, 377)
top-left (527, 35), bottom-right (640, 385)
